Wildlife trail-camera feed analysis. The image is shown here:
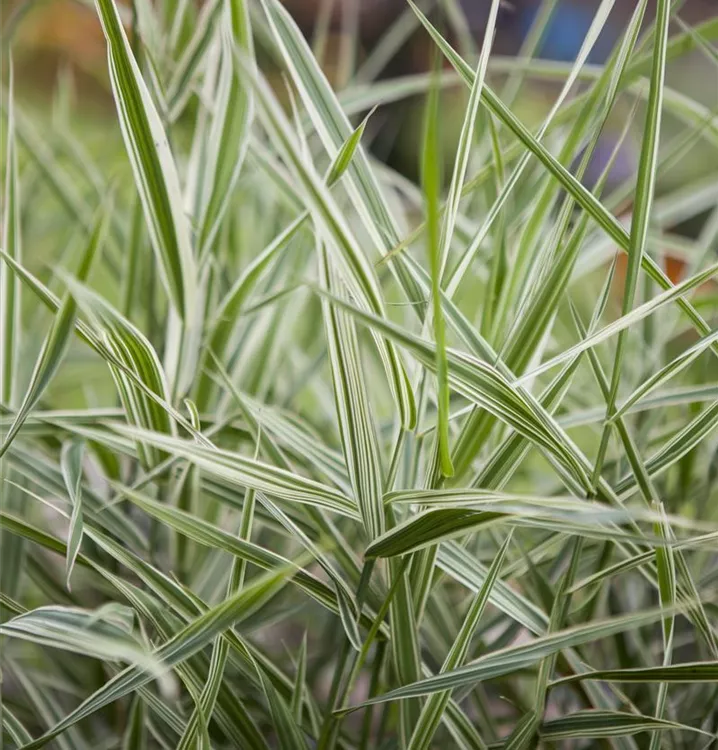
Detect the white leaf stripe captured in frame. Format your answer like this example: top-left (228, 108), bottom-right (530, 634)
top-left (551, 663), bottom-right (718, 686)
top-left (615, 399), bottom-right (718, 495)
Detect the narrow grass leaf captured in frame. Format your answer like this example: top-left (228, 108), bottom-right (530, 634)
top-left (0, 212), bottom-right (106, 459)
top-left (61, 276), bottom-right (176, 468)
top-left (2, 704), bottom-right (34, 746)
top-left (94, 0), bottom-right (196, 320)
top-left (366, 502), bottom-right (667, 559)
top-left (1, 61), bottom-right (21, 407)
top-left (552, 663), bottom-right (718, 686)
top-left (259, 0), bottom-right (403, 251)
top-left (475, 258), bottom-right (618, 490)
top-left (22, 563), bottom-right (295, 749)
top-left (255, 659), bottom-right (310, 750)
top-left (259, 0), bottom-right (424, 420)
top-left (319, 244), bottom-right (384, 539)
top-left (438, 0), bottom-right (500, 281)
top-left (616, 399), bottom-right (718, 493)
top-left (195, 0), bottom-right (254, 258)
top-left (0, 605), bottom-right (163, 675)
top-left (614, 329), bottom-right (718, 420)
top-left (175, 628), bottom-right (228, 750)
top-left (114, 481), bottom-right (358, 622)
top-left (314, 288), bottom-right (597, 490)
top-left (407, 533), bottom-right (512, 750)
top-left (60, 439), bottom-right (85, 591)
top-left (651, 502), bottom-right (676, 750)
top-left (236, 51), bottom-right (416, 430)
top-left (258, 489), bottom-right (362, 650)
top-left (408, 1), bottom-right (718, 358)
top-left (291, 633), bottom-right (308, 724)
top-left (198, 110), bottom-right (373, 410)
top-left (110, 424), bottom-right (358, 518)
top-left (539, 710), bottom-right (706, 741)
top-left (338, 606), bottom-right (680, 709)
top-left (442, 0), bottom-right (624, 304)
top-left (325, 107), bottom-right (377, 188)
top-left (165, 0), bottom-right (222, 119)
top-left (505, 538), bottom-right (584, 750)
top-left (518, 260), bottom-right (718, 385)
top-left (592, 0), bottom-right (673, 487)
top-left (122, 696), bottom-right (147, 750)
top-left (422, 64), bottom-right (453, 477)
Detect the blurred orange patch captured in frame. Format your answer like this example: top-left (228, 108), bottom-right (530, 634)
top-left (613, 212), bottom-right (717, 296)
top-left (14, 0), bottom-right (107, 72)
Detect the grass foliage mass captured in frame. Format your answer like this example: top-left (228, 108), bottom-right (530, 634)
top-left (1, 0), bottom-right (718, 747)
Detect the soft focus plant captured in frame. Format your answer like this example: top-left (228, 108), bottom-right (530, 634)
top-left (1, 0), bottom-right (718, 748)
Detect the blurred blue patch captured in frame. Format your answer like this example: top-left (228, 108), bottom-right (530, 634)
top-left (516, 3), bottom-right (634, 191)
top-left (577, 134), bottom-right (637, 193)
top-left (518, 3), bottom-right (617, 63)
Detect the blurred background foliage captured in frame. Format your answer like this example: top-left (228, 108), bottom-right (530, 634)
top-left (4, 0), bottom-right (717, 181)
top-left (2, 0), bottom-right (717, 286)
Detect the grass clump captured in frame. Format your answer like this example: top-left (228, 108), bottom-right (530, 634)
top-left (2, 0), bottom-right (718, 747)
